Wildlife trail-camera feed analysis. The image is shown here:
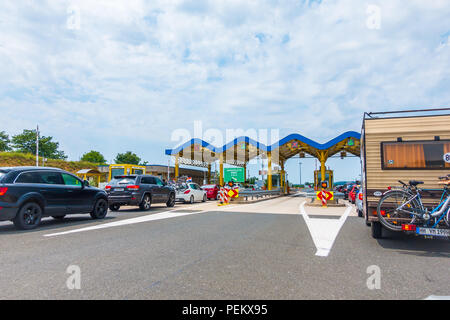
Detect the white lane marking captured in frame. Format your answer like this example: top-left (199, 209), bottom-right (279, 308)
top-left (425, 295), bottom-right (450, 300)
top-left (44, 210), bottom-right (206, 237)
top-left (300, 201), bottom-right (352, 257)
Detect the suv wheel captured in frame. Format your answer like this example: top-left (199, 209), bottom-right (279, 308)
top-left (13, 202), bottom-right (43, 230)
top-left (109, 204), bottom-right (121, 212)
top-left (166, 193), bottom-right (175, 207)
top-left (90, 198), bottom-right (108, 219)
top-left (140, 194), bottom-right (152, 211)
top-left (190, 195), bottom-right (194, 204)
top-left (202, 194), bottom-right (207, 202)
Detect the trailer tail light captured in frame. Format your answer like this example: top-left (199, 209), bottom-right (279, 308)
top-left (184, 190), bottom-right (191, 194)
top-left (126, 185), bottom-right (140, 191)
top-left (359, 193), bottom-right (363, 200)
top-left (402, 224), bottom-right (416, 231)
top-left (372, 210), bottom-right (386, 216)
top-left (0, 187), bottom-right (8, 196)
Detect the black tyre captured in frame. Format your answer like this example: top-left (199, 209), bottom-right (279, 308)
top-left (377, 190), bottom-right (418, 232)
top-left (139, 194), bottom-right (152, 211)
top-left (90, 198), bottom-right (108, 219)
top-left (13, 202), bottom-right (43, 230)
top-left (371, 221), bottom-right (383, 239)
top-left (109, 204), bottom-right (121, 212)
top-left (166, 193), bottom-right (175, 208)
top-left (52, 215), bottom-right (66, 220)
top-left (202, 194), bottom-right (207, 202)
top-left (190, 195), bottom-right (194, 204)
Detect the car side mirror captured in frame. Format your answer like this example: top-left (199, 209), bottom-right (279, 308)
top-left (83, 180), bottom-right (90, 188)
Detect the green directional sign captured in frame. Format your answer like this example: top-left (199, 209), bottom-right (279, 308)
top-left (224, 168), bottom-right (245, 183)
top-left (347, 138), bottom-right (355, 146)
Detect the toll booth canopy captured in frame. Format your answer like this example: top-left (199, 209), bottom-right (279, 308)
top-left (165, 131), bottom-right (361, 191)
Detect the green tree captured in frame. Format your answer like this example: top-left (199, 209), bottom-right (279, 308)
top-left (11, 129), bottom-right (67, 160)
top-left (0, 131), bottom-right (11, 152)
top-left (115, 151), bottom-right (141, 165)
top-left (81, 150), bottom-right (107, 164)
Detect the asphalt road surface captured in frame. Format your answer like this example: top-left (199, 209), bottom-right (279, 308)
top-left (0, 194), bottom-right (448, 300)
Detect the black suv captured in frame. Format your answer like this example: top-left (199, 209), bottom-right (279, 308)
top-left (106, 175), bottom-right (176, 211)
top-left (0, 167), bottom-right (109, 230)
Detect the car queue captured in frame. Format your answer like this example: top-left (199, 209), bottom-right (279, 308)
top-left (0, 166), bottom-right (236, 230)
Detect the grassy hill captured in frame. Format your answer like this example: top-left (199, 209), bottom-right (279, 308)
top-left (0, 152), bottom-right (99, 174)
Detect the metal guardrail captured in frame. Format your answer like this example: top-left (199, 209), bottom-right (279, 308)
top-left (238, 189), bottom-right (282, 201)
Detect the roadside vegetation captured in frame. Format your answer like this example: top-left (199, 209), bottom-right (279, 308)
top-left (0, 130), bottom-right (148, 168)
top-left (0, 152), bottom-right (98, 173)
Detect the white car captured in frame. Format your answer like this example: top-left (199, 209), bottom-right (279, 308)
top-left (175, 183), bottom-right (207, 204)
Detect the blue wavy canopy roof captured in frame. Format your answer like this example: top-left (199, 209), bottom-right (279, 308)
top-left (165, 131), bottom-right (361, 156)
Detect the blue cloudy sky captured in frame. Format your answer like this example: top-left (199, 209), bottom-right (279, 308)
top-left (0, 0), bottom-right (449, 183)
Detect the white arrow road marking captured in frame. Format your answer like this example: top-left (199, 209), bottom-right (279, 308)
top-left (44, 210), bottom-right (206, 237)
top-left (300, 201), bottom-right (352, 257)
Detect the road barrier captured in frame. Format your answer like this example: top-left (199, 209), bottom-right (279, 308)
top-left (300, 191), bottom-right (346, 207)
top-left (237, 189), bottom-right (282, 202)
top-left (218, 187), bottom-right (230, 206)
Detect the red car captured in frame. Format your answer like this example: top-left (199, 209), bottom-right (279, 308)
top-left (201, 184), bottom-right (220, 200)
top-left (348, 185), bottom-right (359, 204)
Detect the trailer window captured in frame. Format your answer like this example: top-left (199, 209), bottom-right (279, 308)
top-left (382, 140), bottom-right (450, 169)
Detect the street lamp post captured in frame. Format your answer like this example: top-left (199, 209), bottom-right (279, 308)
top-left (299, 161), bottom-right (302, 186)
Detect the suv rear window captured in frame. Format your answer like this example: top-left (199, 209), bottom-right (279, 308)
top-left (110, 177), bottom-right (137, 186)
top-left (16, 171), bottom-right (64, 184)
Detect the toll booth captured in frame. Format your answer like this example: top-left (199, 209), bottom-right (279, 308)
top-left (314, 170), bottom-right (333, 190)
top-left (108, 164), bottom-right (147, 182)
top-left (76, 169), bottom-right (103, 187)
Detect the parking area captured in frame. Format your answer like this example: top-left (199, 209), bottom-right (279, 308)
top-left (0, 193), bottom-right (448, 300)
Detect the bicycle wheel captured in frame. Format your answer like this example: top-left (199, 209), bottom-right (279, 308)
top-left (377, 190), bottom-right (420, 231)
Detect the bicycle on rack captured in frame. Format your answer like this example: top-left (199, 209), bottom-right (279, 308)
top-left (376, 174), bottom-right (450, 238)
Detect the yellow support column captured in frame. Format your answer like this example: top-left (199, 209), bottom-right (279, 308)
top-left (219, 154), bottom-right (224, 186)
top-left (281, 160), bottom-right (285, 193)
top-left (267, 151), bottom-right (272, 191)
top-left (244, 164), bottom-right (247, 182)
top-left (207, 164), bottom-right (211, 184)
top-left (319, 152), bottom-right (327, 190)
top-left (175, 156), bottom-right (179, 182)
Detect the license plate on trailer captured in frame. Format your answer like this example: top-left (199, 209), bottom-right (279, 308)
top-left (416, 227), bottom-right (450, 237)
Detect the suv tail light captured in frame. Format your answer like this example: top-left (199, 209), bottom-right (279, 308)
top-left (184, 190), bottom-right (191, 194)
top-left (0, 187), bottom-right (8, 196)
top-left (126, 185), bottom-right (140, 191)
top-left (105, 185), bottom-right (111, 191)
top-left (359, 193), bottom-right (363, 200)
